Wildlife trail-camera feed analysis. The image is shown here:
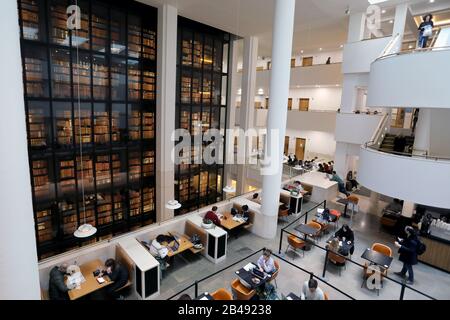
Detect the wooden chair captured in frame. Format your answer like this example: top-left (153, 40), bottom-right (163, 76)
top-left (231, 279), bottom-right (255, 300)
top-left (346, 195), bottom-right (359, 220)
top-left (327, 251), bottom-right (346, 276)
top-left (286, 234), bottom-right (305, 258)
top-left (278, 207), bottom-right (289, 223)
top-left (211, 288), bottom-right (233, 300)
top-left (329, 209), bottom-right (341, 230)
top-left (268, 260), bottom-right (280, 288)
top-left (306, 221), bottom-right (322, 241)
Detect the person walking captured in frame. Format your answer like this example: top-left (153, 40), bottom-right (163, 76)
top-left (394, 226), bottom-right (419, 285)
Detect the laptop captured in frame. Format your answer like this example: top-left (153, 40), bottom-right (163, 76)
top-left (168, 232), bottom-right (180, 252)
top-left (252, 268), bottom-right (265, 279)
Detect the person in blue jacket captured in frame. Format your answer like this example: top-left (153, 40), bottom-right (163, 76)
top-left (394, 226), bottom-right (418, 285)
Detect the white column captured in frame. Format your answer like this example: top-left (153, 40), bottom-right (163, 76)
top-left (402, 201), bottom-right (415, 218)
top-left (224, 39), bottom-right (239, 192)
top-left (156, 4), bottom-right (177, 222)
top-left (413, 109), bottom-right (431, 154)
top-left (257, 0), bottom-right (296, 239)
top-left (0, 0), bottom-right (40, 299)
top-left (334, 142), bottom-right (349, 179)
top-left (392, 3), bottom-right (409, 53)
top-left (347, 12), bottom-right (366, 43)
top-left (369, 191), bottom-right (380, 216)
top-left (236, 36), bottom-right (258, 194)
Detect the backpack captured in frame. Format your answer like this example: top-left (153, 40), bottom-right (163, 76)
top-left (416, 239), bottom-right (426, 255)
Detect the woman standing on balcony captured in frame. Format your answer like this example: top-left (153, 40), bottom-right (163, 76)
top-left (417, 14), bottom-right (434, 48)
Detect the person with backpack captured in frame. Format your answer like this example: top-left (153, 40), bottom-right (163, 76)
top-left (394, 226), bottom-right (422, 285)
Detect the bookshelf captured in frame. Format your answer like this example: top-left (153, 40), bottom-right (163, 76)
top-left (32, 159), bottom-right (49, 193)
top-left (143, 150), bottom-right (155, 178)
top-left (19, 0), bottom-right (157, 259)
top-left (175, 18), bottom-right (231, 215)
top-left (36, 209), bottom-right (52, 243)
top-left (28, 108), bottom-right (47, 147)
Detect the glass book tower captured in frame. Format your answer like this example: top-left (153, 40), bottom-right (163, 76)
top-left (18, 0), bottom-right (157, 259)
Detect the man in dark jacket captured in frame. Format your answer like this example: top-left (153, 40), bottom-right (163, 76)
top-left (48, 263), bottom-right (71, 300)
top-left (394, 226), bottom-right (419, 284)
top-left (103, 258), bottom-right (129, 300)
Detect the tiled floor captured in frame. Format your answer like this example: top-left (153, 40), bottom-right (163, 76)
top-left (150, 200), bottom-right (450, 300)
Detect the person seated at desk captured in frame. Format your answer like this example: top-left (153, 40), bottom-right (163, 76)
top-left (326, 238), bottom-right (346, 265)
top-left (293, 181), bottom-right (307, 196)
top-left (101, 258), bottom-right (129, 300)
top-left (150, 235), bottom-right (171, 270)
top-left (334, 224), bottom-right (355, 255)
top-left (316, 208), bottom-right (332, 225)
top-left (300, 279), bottom-right (324, 300)
top-left (346, 171), bottom-right (358, 190)
top-left (257, 248), bottom-right (276, 275)
top-left (318, 163), bottom-right (325, 173)
top-left (241, 205), bottom-right (250, 224)
top-left (49, 263), bottom-right (74, 300)
top-left (328, 171), bottom-right (350, 197)
top-left (204, 206), bottom-right (222, 227)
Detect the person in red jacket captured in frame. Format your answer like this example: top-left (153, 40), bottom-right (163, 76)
top-left (204, 206), bottom-right (221, 227)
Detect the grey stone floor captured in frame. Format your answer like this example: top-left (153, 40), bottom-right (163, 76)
top-left (150, 201), bottom-right (450, 300)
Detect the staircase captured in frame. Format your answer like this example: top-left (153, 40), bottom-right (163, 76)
top-left (379, 134), bottom-right (414, 154)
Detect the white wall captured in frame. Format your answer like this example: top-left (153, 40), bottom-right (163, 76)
top-left (367, 50), bottom-right (450, 109)
top-left (358, 147), bottom-right (450, 209)
top-left (340, 73), bottom-right (369, 112)
top-left (335, 113), bottom-right (384, 145)
top-left (342, 36), bottom-right (392, 74)
top-left (285, 130), bottom-right (336, 159)
top-left (429, 109), bottom-right (450, 158)
top-left (288, 87), bottom-right (342, 111)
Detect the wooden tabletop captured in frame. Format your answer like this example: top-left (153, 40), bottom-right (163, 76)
top-left (220, 212), bottom-right (246, 230)
top-left (165, 233), bottom-right (194, 257)
top-left (67, 259), bottom-right (112, 300)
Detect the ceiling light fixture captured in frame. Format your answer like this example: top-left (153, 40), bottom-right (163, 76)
top-left (319, 48), bottom-right (323, 51)
top-left (166, 200), bottom-right (182, 210)
top-left (300, 50), bottom-right (304, 54)
top-left (73, 2), bottom-right (96, 239)
top-left (258, 88), bottom-right (264, 95)
top-left (389, 20), bottom-right (394, 24)
top-left (368, 0), bottom-right (388, 4)
top-left (223, 185), bottom-right (236, 193)
top-left (429, 0), bottom-right (435, 3)
top-left (340, 44), bottom-right (344, 48)
top-left (381, 9), bottom-right (386, 14)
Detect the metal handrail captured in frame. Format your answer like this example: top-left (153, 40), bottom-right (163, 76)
top-left (375, 45), bottom-right (450, 61)
top-left (430, 28), bottom-right (442, 48)
top-left (378, 33), bottom-right (400, 58)
top-left (364, 144), bottom-right (450, 162)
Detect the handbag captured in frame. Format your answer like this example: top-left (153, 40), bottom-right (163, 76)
top-left (422, 25), bottom-right (433, 37)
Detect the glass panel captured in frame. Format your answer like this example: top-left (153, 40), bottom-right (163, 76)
top-left (111, 11), bottom-right (126, 55)
top-left (181, 30), bottom-right (193, 66)
top-left (128, 59), bottom-right (141, 101)
top-left (111, 57), bottom-right (126, 101)
top-left (189, 174), bottom-right (199, 200)
top-left (77, 154), bottom-right (94, 191)
top-left (143, 148), bottom-right (155, 178)
top-left (95, 154), bottom-right (111, 187)
top-left (193, 33), bottom-right (203, 69)
top-left (220, 42), bottom-right (227, 73)
top-left (128, 149), bottom-right (141, 183)
top-left (93, 103), bottom-right (109, 145)
top-left (143, 111), bottom-right (155, 140)
top-left (112, 152), bottom-right (125, 188)
top-left (71, 0), bottom-right (89, 50)
top-left (49, 0), bottom-right (70, 46)
top-left (72, 51), bottom-right (91, 100)
top-left (20, 0), bottom-right (46, 41)
top-left (199, 171), bottom-right (208, 197)
top-left (54, 102), bottom-right (73, 147)
top-left (74, 103), bottom-right (92, 145)
top-left (51, 48), bottom-right (71, 99)
top-left (32, 157), bottom-right (54, 202)
top-left (143, 24), bottom-right (156, 60)
top-left (92, 4), bottom-right (108, 52)
top-left (28, 101), bottom-right (52, 149)
top-left (97, 193), bottom-right (113, 226)
top-left (128, 104), bottom-right (141, 141)
top-left (143, 187), bottom-right (154, 214)
top-left (180, 70), bottom-right (192, 104)
top-left (221, 75), bottom-right (228, 106)
top-left (192, 72), bottom-right (201, 104)
top-left (58, 157), bottom-right (76, 195)
top-left (128, 15), bottom-right (142, 59)
top-left (92, 54), bottom-right (109, 100)
top-left (113, 190), bottom-right (125, 222)
top-left (112, 103), bottom-right (126, 143)
top-left (203, 36), bottom-right (213, 70)
top-left (36, 207), bottom-right (54, 244)
top-left (59, 195), bottom-right (78, 237)
top-left (212, 74), bottom-right (221, 106)
top-left (23, 44), bottom-right (49, 98)
top-left (202, 73), bottom-right (212, 105)
top-left (143, 70), bottom-right (156, 101)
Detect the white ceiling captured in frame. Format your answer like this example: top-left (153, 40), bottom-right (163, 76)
top-left (137, 0), bottom-right (450, 56)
